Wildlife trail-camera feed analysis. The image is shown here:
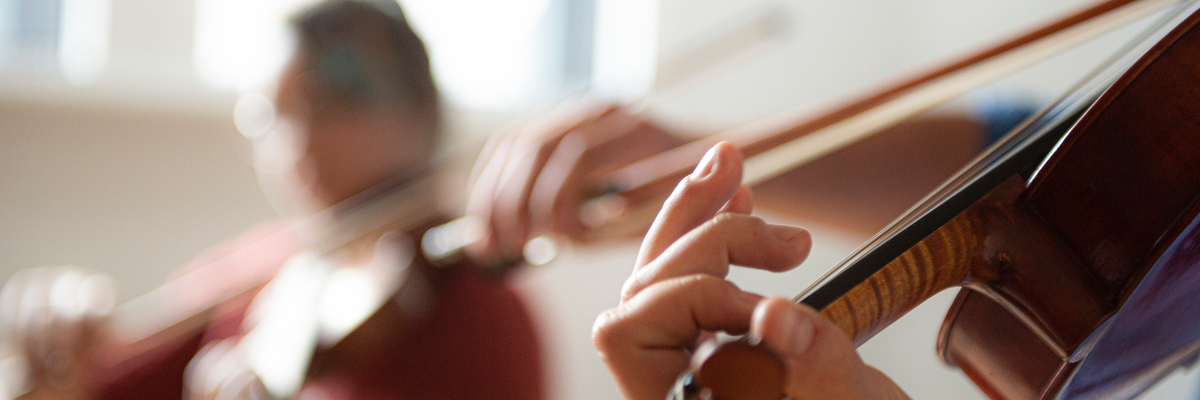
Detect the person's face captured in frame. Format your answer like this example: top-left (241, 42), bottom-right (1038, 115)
top-left (253, 48), bottom-right (428, 214)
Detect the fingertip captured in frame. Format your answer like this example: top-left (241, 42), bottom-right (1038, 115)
top-left (782, 226), bottom-right (812, 256)
top-left (689, 146), bottom-right (720, 181)
top-left (712, 141), bottom-right (743, 164)
top-left (645, 144), bottom-right (747, 264)
top-left (759, 225), bottom-right (811, 271)
top-left (688, 142), bottom-right (743, 182)
top-left (591, 307), bottom-right (624, 349)
top-left (751, 298), bottom-right (817, 360)
top-left (767, 225), bottom-right (807, 242)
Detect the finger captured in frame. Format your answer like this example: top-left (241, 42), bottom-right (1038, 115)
top-left (465, 119), bottom-right (512, 190)
top-left (594, 275), bottom-right (763, 400)
top-left (0, 268), bottom-right (31, 347)
top-left (186, 339), bottom-right (238, 400)
top-left (476, 102), bottom-right (618, 260)
top-left (530, 110), bottom-right (678, 238)
top-left (76, 272), bottom-right (116, 326)
top-left (42, 267), bottom-right (88, 385)
top-left (16, 268), bottom-right (54, 371)
top-left (488, 124), bottom-right (571, 256)
top-left (215, 369), bottom-right (269, 400)
top-left (47, 268), bottom-right (88, 354)
top-left (637, 142), bottom-right (743, 268)
top-left (717, 184), bottom-right (753, 216)
top-left (464, 129), bottom-right (519, 261)
top-left (622, 214), bottom-right (810, 301)
top-left (750, 298), bottom-right (909, 400)
top-left (528, 130), bottom-right (589, 237)
top-left (466, 99), bottom-right (616, 190)
top-left (1, 266), bottom-right (113, 387)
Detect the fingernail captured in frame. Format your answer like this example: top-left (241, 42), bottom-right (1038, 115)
top-left (690, 146), bottom-right (719, 180)
top-left (768, 225), bottom-right (808, 242)
top-left (775, 307), bottom-right (815, 356)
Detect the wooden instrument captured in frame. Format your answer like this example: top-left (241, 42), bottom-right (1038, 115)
top-left (680, 1), bottom-right (1200, 398)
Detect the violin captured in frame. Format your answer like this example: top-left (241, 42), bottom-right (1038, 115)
top-left (677, 1), bottom-right (1200, 398)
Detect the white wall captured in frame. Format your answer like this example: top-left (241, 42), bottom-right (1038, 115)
top-left (0, 103), bottom-right (275, 301)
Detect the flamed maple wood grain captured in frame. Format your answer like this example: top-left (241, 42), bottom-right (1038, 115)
top-left (819, 177), bottom-right (1111, 351)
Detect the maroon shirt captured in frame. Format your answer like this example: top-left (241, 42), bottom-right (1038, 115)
top-left (87, 222), bottom-right (545, 400)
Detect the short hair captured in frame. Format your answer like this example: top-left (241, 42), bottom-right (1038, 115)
top-left (291, 0), bottom-right (440, 137)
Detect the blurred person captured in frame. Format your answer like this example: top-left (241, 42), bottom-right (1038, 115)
top-left (1, 1), bottom-right (543, 399)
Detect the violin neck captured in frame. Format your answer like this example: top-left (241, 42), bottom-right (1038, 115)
top-left (815, 185), bottom-right (991, 345)
top-left (812, 175), bottom-right (1115, 351)
top-left (796, 71), bottom-right (1107, 344)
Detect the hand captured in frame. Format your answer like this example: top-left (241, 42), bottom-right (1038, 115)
top-left (465, 100), bottom-right (684, 265)
top-left (591, 142), bottom-right (908, 400)
top-left (0, 266), bottom-right (115, 399)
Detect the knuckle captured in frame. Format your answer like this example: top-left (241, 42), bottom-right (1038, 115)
top-left (660, 187), bottom-right (692, 214)
top-left (671, 274), bottom-right (733, 295)
top-left (673, 177), bottom-right (706, 199)
top-left (702, 212), bottom-right (758, 234)
top-left (717, 213), bottom-right (766, 230)
top-left (591, 307), bottom-right (629, 351)
top-left (619, 276), bottom-right (642, 303)
top-left (708, 212), bottom-right (740, 228)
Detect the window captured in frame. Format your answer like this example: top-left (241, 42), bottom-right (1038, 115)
top-left (0, 0), bottom-right (61, 65)
top-left (194, 0), bottom-right (657, 109)
top-left (0, 0), bottom-right (110, 86)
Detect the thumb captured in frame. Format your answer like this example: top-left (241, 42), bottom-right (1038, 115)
top-left (751, 297), bottom-right (908, 400)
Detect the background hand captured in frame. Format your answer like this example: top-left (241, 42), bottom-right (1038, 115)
top-left (0, 266), bottom-right (115, 399)
top-left (464, 100), bottom-right (684, 265)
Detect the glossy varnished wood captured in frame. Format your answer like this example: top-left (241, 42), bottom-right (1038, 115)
top-left (818, 180), bottom-right (990, 345)
top-left (821, 177), bottom-right (1111, 354)
top-left (940, 7), bottom-right (1200, 399)
top-left (941, 291), bottom-right (1075, 400)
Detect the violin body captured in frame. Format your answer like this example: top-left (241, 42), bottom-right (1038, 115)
top-left (939, 7), bottom-right (1200, 398)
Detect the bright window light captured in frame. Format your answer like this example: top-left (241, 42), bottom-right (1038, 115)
top-left (592, 0), bottom-right (658, 101)
top-left (193, 0), bottom-right (315, 92)
top-left (193, 0), bottom-right (652, 110)
top-left (399, 0), bottom-right (553, 109)
top-left (0, 0), bottom-right (17, 64)
top-left (58, 0), bottom-right (111, 86)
